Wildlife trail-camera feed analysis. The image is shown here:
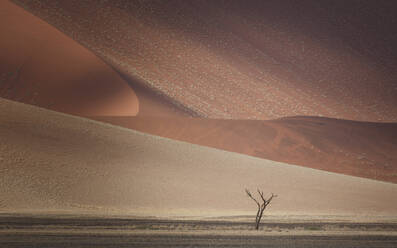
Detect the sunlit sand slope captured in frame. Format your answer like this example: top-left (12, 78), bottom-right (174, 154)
top-left (12, 0), bottom-right (397, 121)
top-left (0, 0), bottom-right (138, 116)
top-left (1, 98), bottom-right (396, 217)
top-left (90, 116), bottom-right (397, 183)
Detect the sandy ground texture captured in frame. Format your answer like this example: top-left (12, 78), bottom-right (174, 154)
top-left (90, 116), bottom-right (397, 183)
top-left (11, 0), bottom-right (397, 121)
top-left (2, 233), bottom-right (397, 248)
top-left (1, 215), bottom-right (397, 247)
top-left (1, 98), bottom-right (397, 218)
top-left (0, 0), bottom-right (138, 117)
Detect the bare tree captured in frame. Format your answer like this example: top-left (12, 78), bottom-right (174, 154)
top-left (245, 189), bottom-right (277, 230)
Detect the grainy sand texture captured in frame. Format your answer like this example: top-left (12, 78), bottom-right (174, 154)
top-left (1, 98), bottom-right (397, 218)
top-left (11, 0), bottom-right (397, 121)
top-left (91, 116), bottom-right (397, 183)
top-left (1, 3), bottom-right (397, 237)
top-left (1, 2), bottom-right (397, 247)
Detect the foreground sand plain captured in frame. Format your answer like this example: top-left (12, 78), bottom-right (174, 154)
top-left (1, 214), bottom-right (397, 247)
top-left (2, 216), bottom-right (396, 248)
top-left (1, 98), bottom-right (397, 220)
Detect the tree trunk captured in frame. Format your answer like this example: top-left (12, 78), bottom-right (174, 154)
top-left (255, 220), bottom-right (260, 230)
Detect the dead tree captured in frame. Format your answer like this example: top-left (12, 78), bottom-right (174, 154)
top-left (245, 189), bottom-right (277, 230)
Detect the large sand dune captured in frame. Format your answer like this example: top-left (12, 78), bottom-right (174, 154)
top-left (90, 116), bottom-right (397, 183)
top-left (1, 98), bottom-right (396, 217)
top-left (0, 0), bottom-right (194, 118)
top-left (0, 0), bottom-right (138, 117)
top-left (2, 0), bottom-right (396, 191)
top-left (12, 0), bottom-right (397, 121)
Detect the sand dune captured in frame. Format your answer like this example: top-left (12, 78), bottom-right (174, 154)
top-left (12, 0), bottom-right (397, 121)
top-left (124, 77), bottom-right (195, 117)
top-left (0, 0), bottom-right (138, 117)
top-left (1, 0), bottom-right (194, 118)
top-left (90, 116), bottom-right (397, 184)
top-left (2, 0), bottom-right (396, 195)
top-left (2, 1), bottom-right (396, 221)
top-left (1, 98), bottom-right (397, 217)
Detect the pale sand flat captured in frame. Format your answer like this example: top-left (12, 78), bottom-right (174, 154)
top-left (1, 98), bottom-right (396, 219)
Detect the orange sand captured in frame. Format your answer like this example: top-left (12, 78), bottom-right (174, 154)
top-left (91, 116), bottom-right (397, 184)
top-left (12, 0), bottom-right (397, 121)
top-left (0, 0), bottom-right (138, 117)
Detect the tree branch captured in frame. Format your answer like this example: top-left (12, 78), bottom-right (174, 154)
top-left (245, 189), bottom-right (260, 207)
top-left (258, 189), bottom-right (266, 203)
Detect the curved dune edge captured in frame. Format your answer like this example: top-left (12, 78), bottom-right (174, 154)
top-left (1, 98), bottom-right (397, 218)
top-left (89, 116), bottom-right (397, 184)
top-left (0, 0), bottom-right (138, 117)
top-left (11, 0), bottom-right (397, 121)
top-left (117, 72), bottom-right (196, 117)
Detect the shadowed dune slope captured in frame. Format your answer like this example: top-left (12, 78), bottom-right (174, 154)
top-left (90, 116), bottom-right (397, 184)
top-left (120, 75), bottom-right (195, 117)
top-left (0, 0), bottom-right (138, 116)
top-left (1, 98), bottom-right (397, 217)
top-left (12, 0), bottom-right (397, 121)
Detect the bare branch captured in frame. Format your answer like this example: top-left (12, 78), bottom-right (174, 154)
top-left (258, 189), bottom-right (266, 202)
top-left (245, 189), bottom-right (260, 206)
top-left (265, 193), bottom-right (277, 207)
top-left (245, 188), bottom-right (278, 230)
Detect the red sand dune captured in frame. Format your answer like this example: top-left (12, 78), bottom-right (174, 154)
top-left (12, 0), bottom-right (397, 121)
top-left (91, 116), bottom-right (397, 183)
top-left (124, 77), bottom-right (195, 117)
top-left (3, 0), bottom-right (397, 185)
top-left (0, 0), bottom-right (138, 117)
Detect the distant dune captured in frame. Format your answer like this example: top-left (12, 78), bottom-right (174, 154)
top-left (12, 0), bottom-right (397, 121)
top-left (90, 116), bottom-right (397, 184)
top-left (0, 0), bottom-right (138, 117)
top-left (1, 98), bottom-right (397, 217)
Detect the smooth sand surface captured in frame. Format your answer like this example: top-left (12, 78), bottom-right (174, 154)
top-left (90, 116), bottom-right (397, 183)
top-left (0, 0), bottom-right (138, 117)
top-left (123, 76), bottom-right (195, 117)
top-left (1, 98), bottom-right (397, 218)
top-left (12, 0), bottom-right (397, 121)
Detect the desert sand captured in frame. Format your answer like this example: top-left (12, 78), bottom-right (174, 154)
top-left (12, 0), bottom-right (397, 121)
top-left (2, 2), bottom-right (397, 246)
top-left (2, 0), bottom-right (397, 185)
top-left (1, 215), bottom-right (397, 247)
top-left (0, 0), bottom-right (138, 117)
top-left (1, 98), bottom-right (397, 218)
top-left (90, 116), bottom-right (397, 183)
top-left (0, 0), bottom-right (195, 117)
